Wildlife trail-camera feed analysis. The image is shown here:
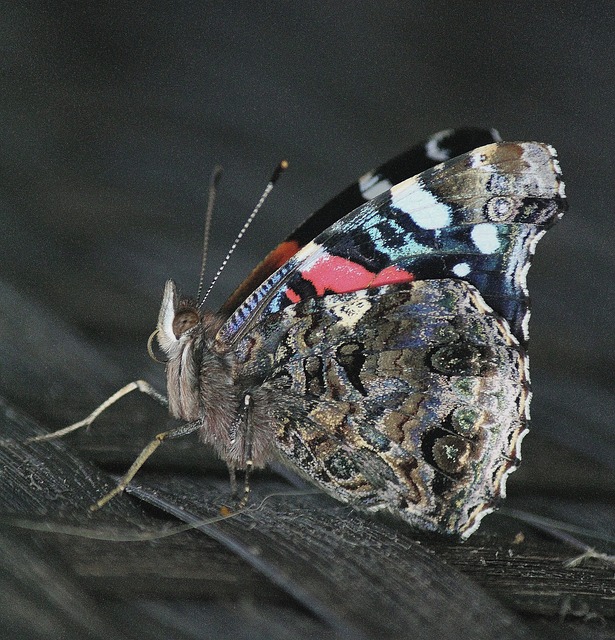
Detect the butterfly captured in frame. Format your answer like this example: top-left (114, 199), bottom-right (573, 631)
top-left (41, 128), bottom-right (567, 539)
top-left (155, 128), bottom-right (567, 538)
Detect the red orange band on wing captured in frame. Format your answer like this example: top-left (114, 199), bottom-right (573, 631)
top-left (286, 255), bottom-right (414, 303)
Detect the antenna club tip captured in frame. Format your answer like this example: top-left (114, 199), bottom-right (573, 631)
top-left (211, 165), bottom-right (224, 186)
top-left (270, 159), bottom-right (289, 184)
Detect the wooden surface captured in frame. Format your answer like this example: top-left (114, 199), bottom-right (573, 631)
top-left (1, 3), bottom-right (614, 639)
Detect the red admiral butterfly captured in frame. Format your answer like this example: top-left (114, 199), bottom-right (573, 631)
top-left (35, 128), bottom-right (567, 538)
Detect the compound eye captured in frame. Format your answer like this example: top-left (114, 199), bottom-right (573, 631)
top-left (172, 309), bottom-right (199, 338)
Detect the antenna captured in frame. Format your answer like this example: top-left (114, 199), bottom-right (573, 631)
top-left (197, 159), bottom-right (288, 309)
top-left (195, 165), bottom-right (223, 303)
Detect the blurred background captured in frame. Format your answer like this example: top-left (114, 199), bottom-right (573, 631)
top-left (2, 0), bottom-right (613, 481)
top-left (0, 3), bottom-right (614, 638)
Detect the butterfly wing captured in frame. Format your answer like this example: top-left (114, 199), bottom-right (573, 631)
top-left (236, 280), bottom-right (527, 537)
top-left (220, 139), bottom-right (565, 538)
top-left (220, 128), bottom-right (501, 316)
top-left (220, 141), bottom-right (565, 348)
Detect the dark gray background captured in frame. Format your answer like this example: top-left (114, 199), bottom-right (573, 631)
top-left (2, 1), bottom-right (613, 474)
top-left (1, 3), bottom-right (614, 638)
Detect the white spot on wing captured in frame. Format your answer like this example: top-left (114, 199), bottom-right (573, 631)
top-left (521, 309), bottom-right (531, 343)
top-left (515, 426), bottom-right (530, 462)
top-left (390, 180), bottom-right (453, 229)
top-left (549, 153), bottom-right (562, 174)
top-left (525, 389), bottom-right (533, 420)
top-left (466, 150), bottom-right (490, 169)
top-left (471, 223), bottom-right (500, 254)
top-left (359, 171), bottom-right (392, 200)
top-left (528, 229), bottom-right (546, 255)
top-left (499, 463), bottom-right (515, 499)
top-left (293, 240), bottom-right (320, 261)
top-left (499, 426), bottom-right (530, 502)
top-left (519, 261), bottom-right (531, 296)
top-left (425, 129), bottom-right (454, 161)
top-left (330, 298), bottom-right (372, 329)
top-left (461, 506), bottom-right (495, 540)
top-left (452, 262), bottom-right (471, 277)
top-left (523, 350), bottom-right (532, 386)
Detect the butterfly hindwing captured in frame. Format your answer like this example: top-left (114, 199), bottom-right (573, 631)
top-left (235, 280), bottom-right (528, 537)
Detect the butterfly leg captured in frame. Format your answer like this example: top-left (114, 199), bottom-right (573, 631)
top-left (228, 465), bottom-right (238, 499)
top-left (26, 380), bottom-right (168, 443)
top-left (237, 393), bottom-right (254, 508)
top-left (90, 419), bottom-right (202, 511)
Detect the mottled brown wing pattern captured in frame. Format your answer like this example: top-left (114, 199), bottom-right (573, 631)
top-left (235, 280), bottom-right (527, 538)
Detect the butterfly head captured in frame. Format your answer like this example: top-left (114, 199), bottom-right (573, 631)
top-left (155, 278), bottom-right (226, 358)
top-left (155, 280), bottom-right (203, 358)
top-left (153, 279), bottom-right (233, 426)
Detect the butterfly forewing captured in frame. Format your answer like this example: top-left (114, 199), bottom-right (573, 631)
top-left (220, 128), bottom-right (502, 316)
top-left (220, 141), bottom-right (565, 347)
